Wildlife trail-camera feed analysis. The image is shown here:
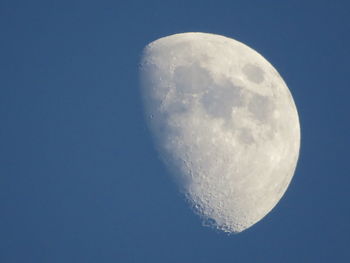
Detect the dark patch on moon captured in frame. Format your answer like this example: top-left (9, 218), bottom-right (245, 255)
top-left (248, 94), bottom-right (274, 122)
top-left (242, 64), bottom-right (264, 84)
top-left (201, 81), bottom-right (242, 120)
top-left (238, 128), bottom-right (255, 144)
top-left (173, 63), bottom-right (212, 94)
top-left (164, 99), bottom-right (189, 115)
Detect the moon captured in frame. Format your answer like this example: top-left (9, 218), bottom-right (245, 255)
top-left (139, 32), bottom-right (300, 233)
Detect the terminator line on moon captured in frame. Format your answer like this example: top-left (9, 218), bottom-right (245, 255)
top-left (139, 32), bottom-right (300, 233)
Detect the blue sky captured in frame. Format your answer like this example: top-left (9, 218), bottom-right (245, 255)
top-left (0, 0), bottom-right (349, 262)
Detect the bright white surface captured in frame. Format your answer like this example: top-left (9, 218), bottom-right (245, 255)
top-left (140, 32), bottom-right (300, 233)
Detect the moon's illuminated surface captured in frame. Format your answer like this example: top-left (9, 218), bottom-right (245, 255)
top-left (139, 32), bottom-right (300, 233)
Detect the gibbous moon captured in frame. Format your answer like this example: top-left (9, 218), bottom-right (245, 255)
top-left (139, 32), bottom-right (300, 233)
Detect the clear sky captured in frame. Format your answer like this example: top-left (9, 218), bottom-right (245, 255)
top-left (0, 0), bottom-right (349, 262)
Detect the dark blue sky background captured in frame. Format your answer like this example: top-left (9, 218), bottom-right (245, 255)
top-left (0, 1), bottom-right (349, 262)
